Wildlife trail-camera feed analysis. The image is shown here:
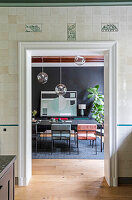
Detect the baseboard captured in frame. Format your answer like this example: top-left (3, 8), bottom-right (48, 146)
top-left (18, 176), bottom-right (31, 186)
top-left (118, 177), bottom-right (132, 184)
top-left (112, 177), bottom-right (118, 186)
top-left (15, 177), bottom-right (18, 185)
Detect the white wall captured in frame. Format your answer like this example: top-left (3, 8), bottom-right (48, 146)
top-left (0, 6), bottom-right (132, 178)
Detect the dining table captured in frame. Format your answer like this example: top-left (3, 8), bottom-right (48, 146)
top-left (32, 119), bottom-right (104, 152)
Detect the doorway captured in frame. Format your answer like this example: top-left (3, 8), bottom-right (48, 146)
top-left (18, 41), bottom-right (118, 186)
top-left (32, 58), bottom-right (104, 159)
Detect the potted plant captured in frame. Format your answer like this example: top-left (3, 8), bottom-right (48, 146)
top-left (32, 110), bottom-right (37, 121)
top-left (87, 85), bottom-right (104, 127)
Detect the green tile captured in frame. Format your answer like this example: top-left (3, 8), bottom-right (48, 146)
top-left (67, 23), bottom-right (76, 41)
top-left (25, 24), bottom-right (42, 32)
top-left (101, 23), bottom-right (118, 32)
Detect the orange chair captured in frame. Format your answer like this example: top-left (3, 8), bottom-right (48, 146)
top-left (77, 124), bottom-right (97, 154)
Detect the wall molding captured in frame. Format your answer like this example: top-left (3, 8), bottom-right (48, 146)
top-left (18, 41), bottom-right (118, 187)
top-left (117, 124), bottom-right (132, 126)
top-left (1, 1), bottom-right (132, 7)
top-left (0, 124), bottom-right (18, 126)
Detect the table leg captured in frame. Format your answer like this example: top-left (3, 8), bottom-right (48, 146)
top-left (35, 124), bottom-right (37, 153)
top-left (101, 127), bottom-right (102, 152)
top-left (77, 133), bottom-right (78, 148)
top-left (69, 134), bottom-right (71, 154)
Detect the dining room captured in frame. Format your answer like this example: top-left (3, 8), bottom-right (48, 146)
top-left (31, 55), bottom-right (104, 159)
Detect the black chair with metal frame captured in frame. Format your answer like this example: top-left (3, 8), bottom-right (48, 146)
top-left (32, 121), bottom-right (41, 153)
top-left (51, 124), bottom-right (71, 153)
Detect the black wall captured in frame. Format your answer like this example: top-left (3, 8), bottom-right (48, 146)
top-left (32, 67), bottom-right (104, 118)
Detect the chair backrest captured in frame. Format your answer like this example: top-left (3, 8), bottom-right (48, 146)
top-left (51, 124), bottom-right (71, 131)
top-left (77, 124), bottom-right (97, 140)
top-left (77, 124), bottom-right (97, 131)
top-left (51, 124), bottom-right (71, 138)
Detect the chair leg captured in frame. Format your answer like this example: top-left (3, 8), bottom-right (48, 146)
top-left (74, 133), bottom-right (76, 145)
top-left (77, 135), bottom-right (78, 148)
top-left (51, 139), bottom-right (53, 154)
top-left (90, 140), bottom-right (91, 146)
top-left (95, 139), bottom-right (97, 154)
top-left (92, 140), bottom-right (94, 148)
top-left (36, 136), bottom-right (37, 153)
top-left (74, 133), bottom-right (76, 142)
top-left (69, 138), bottom-right (71, 154)
top-left (53, 139), bottom-right (54, 147)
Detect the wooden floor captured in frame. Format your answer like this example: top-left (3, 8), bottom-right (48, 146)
top-left (15, 159), bottom-right (132, 200)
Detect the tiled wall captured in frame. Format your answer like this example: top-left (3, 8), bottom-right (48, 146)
top-left (0, 6), bottom-right (132, 178)
top-left (0, 126), bottom-right (18, 176)
top-left (117, 126), bottom-right (132, 177)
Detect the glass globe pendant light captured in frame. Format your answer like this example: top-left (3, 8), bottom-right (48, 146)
top-left (37, 67), bottom-right (48, 84)
top-left (55, 58), bottom-right (67, 96)
top-left (55, 81), bottom-right (67, 96)
top-left (74, 55), bottom-right (85, 65)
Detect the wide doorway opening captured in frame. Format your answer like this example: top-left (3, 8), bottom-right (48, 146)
top-left (32, 55), bottom-right (104, 160)
top-left (18, 42), bottom-right (117, 187)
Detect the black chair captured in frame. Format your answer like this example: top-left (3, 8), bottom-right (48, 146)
top-left (32, 121), bottom-right (40, 152)
top-left (51, 124), bottom-right (71, 153)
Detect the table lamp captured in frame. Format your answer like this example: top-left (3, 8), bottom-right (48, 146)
top-left (78, 104), bottom-right (86, 116)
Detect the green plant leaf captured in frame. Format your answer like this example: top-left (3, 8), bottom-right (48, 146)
top-left (87, 85), bottom-right (104, 124)
top-left (95, 85), bottom-right (99, 90)
top-left (87, 87), bottom-right (97, 94)
top-left (87, 88), bottom-right (93, 93)
top-left (98, 94), bottom-right (104, 98)
top-left (98, 105), bottom-right (103, 109)
top-left (88, 94), bottom-right (94, 99)
top-left (92, 114), bottom-right (97, 119)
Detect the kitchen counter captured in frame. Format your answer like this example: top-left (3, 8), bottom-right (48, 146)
top-left (0, 155), bottom-right (16, 179)
top-left (0, 155), bottom-right (16, 200)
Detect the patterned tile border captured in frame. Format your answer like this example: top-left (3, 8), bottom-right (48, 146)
top-left (25, 24), bottom-right (42, 32)
top-left (101, 23), bottom-right (118, 32)
top-left (67, 23), bottom-right (76, 41)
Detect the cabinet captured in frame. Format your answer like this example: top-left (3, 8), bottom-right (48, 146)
top-left (0, 156), bottom-right (15, 200)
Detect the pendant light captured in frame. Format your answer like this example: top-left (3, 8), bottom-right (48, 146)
top-left (74, 55), bottom-right (85, 65)
top-left (55, 57), bottom-right (67, 96)
top-left (37, 67), bottom-right (48, 84)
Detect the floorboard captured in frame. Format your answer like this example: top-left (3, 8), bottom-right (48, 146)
top-left (15, 159), bottom-right (132, 200)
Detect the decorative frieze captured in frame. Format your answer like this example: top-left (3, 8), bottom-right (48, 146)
top-left (101, 23), bottom-right (118, 32)
top-left (67, 23), bottom-right (76, 41)
top-left (25, 24), bottom-right (42, 32)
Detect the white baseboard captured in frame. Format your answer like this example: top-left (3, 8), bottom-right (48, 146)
top-left (112, 177), bottom-right (118, 187)
top-left (18, 176), bottom-right (31, 186)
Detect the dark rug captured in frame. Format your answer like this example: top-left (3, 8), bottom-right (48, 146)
top-left (32, 137), bottom-right (104, 159)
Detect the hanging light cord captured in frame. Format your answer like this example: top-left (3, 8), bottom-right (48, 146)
top-left (60, 57), bottom-right (62, 84)
top-left (60, 67), bottom-right (62, 84)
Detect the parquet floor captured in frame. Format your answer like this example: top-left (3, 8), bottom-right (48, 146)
top-left (15, 159), bottom-right (132, 200)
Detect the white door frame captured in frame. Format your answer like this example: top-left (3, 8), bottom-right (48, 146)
top-left (18, 41), bottom-right (118, 186)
